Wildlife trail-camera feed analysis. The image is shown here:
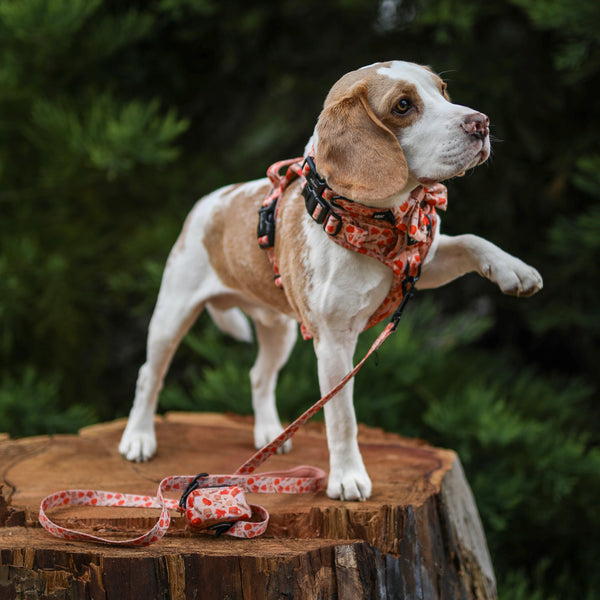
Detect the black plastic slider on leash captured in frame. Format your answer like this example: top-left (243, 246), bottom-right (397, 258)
top-left (178, 473), bottom-right (208, 511)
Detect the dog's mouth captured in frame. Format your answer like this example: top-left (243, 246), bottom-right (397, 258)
top-left (417, 141), bottom-right (490, 186)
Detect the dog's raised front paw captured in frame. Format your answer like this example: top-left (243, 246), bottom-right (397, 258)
top-left (119, 429), bottom-right (157, 462)
top-left (486, 258), bottom-right (543, 297)
top-left (327, 464), bottom-right (372, 501)
top-left (254, 422), bottom-right (292, 454)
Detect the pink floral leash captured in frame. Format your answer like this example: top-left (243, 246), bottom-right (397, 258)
top-left (39, 156), bottom-right (444, 546)
top-left (39, 466), bottom-right (324, 545)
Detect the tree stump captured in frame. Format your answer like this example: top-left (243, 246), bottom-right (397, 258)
top-left (0, 412), bottom-right (497, 599)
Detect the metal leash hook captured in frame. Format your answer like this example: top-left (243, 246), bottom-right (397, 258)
top-left (390, 269), bottom-right (420, 331)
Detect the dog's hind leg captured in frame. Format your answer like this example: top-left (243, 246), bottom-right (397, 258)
top-left (119, 204), bottom-right (228, 461)
top-left (119, 286), bottom-right (206, 462)
top-left (249, 312), bottom-right (298, 452)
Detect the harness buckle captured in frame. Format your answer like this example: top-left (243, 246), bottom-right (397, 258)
top-left (303, 184), bottom-right (329, 224)
top-left (302, 156), bottom-right (342, 236)
top-left (257, 202), bottom-right (277, 248)
top-left (302, 156), bottom-right (327, 195)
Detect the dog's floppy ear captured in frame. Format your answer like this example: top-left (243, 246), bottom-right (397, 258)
top-left (315, 83), bottom-right (408, 203)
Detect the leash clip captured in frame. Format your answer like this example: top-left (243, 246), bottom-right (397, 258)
top-left (390, 266), bottom-right (421, 330)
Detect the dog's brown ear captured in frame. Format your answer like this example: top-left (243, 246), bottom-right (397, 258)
top-left (315, 84), bottom-right (408, 203)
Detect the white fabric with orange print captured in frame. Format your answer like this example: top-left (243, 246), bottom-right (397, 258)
top-left (39, 467), bottom-right (326, 545)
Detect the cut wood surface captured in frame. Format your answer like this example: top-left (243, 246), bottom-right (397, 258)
top-left (0, 412), bottom-right (497, 599)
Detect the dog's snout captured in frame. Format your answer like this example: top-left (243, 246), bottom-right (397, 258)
top-left (461, 113), bottom-right (489, 141)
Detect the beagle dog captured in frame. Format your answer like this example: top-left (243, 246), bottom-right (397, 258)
top-left (119, 61), bottom-right (542, 501)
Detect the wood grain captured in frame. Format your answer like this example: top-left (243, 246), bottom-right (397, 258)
top-left (0, 412), bottom-right (497, 599)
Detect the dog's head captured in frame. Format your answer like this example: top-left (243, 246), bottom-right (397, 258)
top-left (314, 61), bottom-right (490, 206)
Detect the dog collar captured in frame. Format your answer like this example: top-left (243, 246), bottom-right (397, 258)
top-left (258, 156), bottom-right (447, 339)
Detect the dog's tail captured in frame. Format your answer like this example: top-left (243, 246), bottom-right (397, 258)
top-left (206, 304), bottom-right (253, 343)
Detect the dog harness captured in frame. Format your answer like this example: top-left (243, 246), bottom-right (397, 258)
top-left (258, 155), bottom-right (447, 339)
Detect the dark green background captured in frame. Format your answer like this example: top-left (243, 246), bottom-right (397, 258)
top-left (1, 0), bottom-right (599, 597)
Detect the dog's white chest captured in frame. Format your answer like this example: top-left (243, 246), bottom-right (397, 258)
top-left (299, 215), bottom-right (393, 332)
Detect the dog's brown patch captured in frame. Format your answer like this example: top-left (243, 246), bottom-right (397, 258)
top-left (274, 180), bottom-right (319, 337)
top-left (315, 82), bottom-right (408, 204)
top-left (377, 81), bottom-right (424, 130)
top-left (204, 181), bottom-right (308, 321)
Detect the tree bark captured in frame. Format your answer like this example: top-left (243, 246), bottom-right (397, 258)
top-left (0, 412), bottom-right (497, 599)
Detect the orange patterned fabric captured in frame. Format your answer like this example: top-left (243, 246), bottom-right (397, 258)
top-left (261, 157), bottom-right (447, 339)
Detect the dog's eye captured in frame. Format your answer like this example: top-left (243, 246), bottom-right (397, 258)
top-left (393, 98), bottom-right (412, 115)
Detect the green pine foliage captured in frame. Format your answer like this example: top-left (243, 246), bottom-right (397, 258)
top-left (0, 0), bottom-right (190, 423)
top-left (0, 367), bottom-right (96, 437)
top-left (1, 0), bottom-right (599, 598)
top-left (30, 94), bottom-right (188, 181)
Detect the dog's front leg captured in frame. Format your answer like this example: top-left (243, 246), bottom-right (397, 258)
top-left (314, 332), bottom-right (372, 501)
top-left (417, 234), bottom-right (543, 296)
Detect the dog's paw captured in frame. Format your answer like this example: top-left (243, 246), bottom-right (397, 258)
top-left (327, 465), bottom-right (372, 501)
top-left (254, 422), bottom-right (292, 454)
top-left (486, 258), bottom-right (543, 297)
top-left (119, 429), bottom-right (157, 462)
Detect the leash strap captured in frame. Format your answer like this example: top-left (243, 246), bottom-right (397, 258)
top-left (38, 294), bottom-right (413, 545)
top-left (39, 466), bottom-right (326, 546)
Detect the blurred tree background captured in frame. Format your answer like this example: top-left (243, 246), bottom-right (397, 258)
top-left (1, 0), bottom-right (599, 597)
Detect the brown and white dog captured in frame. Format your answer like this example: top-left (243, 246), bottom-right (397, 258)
top-left (119, 61), bottom-right (543, 500)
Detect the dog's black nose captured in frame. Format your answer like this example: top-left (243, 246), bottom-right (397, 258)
top-left (461, 113), bottom-right (489, 141)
